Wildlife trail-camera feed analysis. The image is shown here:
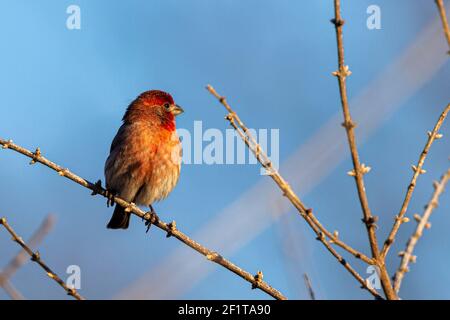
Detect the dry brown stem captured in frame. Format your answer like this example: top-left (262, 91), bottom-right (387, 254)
top-left (393, 168), bottom-right (450, 293)
top-left (206, 85), bottom-right (382, 299)
top-left (435, 0), bottom-right (450, 52)
top-left (0, 214), bottom-right (55, 299)
top-left (0, 217), bottom-right (83, 300)
top-left (0, 138), bottom-right (286, 300)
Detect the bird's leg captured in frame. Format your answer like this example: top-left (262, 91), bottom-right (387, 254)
top-left (91, 180), bottom-right (116, 207)
top-left (106, 190), bottom-right (116, 208)
top-left (144, 204), bottom-right (160, 233)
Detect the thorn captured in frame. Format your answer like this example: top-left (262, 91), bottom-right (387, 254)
top-left (410, 255), bottom-right (417, 263)
top-left (58, 168), bottom-right (68, 176)
top-left (342, 65), bottom-right (352, 77)
top-left (398, 251), bottom-right (405, 257)
top-left (429, 199), bottom-right (439, 208)
top-left (206, 252), bottom-right (218, 261)
top-left (412, 165), bottom-right (426, 174)
top-left (29, 147), bottom-right (41, 165)
top-left (433, 181), bottom-right (440, 189)
top-left (166, 221), bottom-right (177, 238)
top-left (427, 131), bottom-right (442, 139)
top-left (31, 251), bottom-right (40, 262)
top-left (316, 232), bottom-right (325, 242)
top-left (252, 271), bottom-right (264, 289)
top-left (305, 208), bottom-right (313, 215)
top-left (330, 18), bottom-right (345, 26)
top-left (341, 120), bottom-right (356, 130)
top-left (396, 215), bottom-right (410, 223)
top-left (329, 230), bottom-right (339, 244)
top-left (362, 216), bottom-right (378, 227)
top-left (347, 169), bottom-right (356, 177)
top-left (332, 65), bottom-right (352, 78)
top-left (361, 164), bottom-right (371, 175)
top-left (413, 214), bottom-right (422, 223)
top-left (1, 139), bottom-right (13, 149)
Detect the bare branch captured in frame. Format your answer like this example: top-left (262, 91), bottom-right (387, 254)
top-left (122, 20), bottom-right (448, 299)
top-left (0, 214), bottom-right (55, 300)
top-left (331, 0), bottom-right (398, 300)
top-left (0, 217), bottom-right (84, 300)
top-left (382, 104), bottom-right (450, 259)
top-left (435, 0), bottom-right (450, 52)
top-left (1, 214), bottom-right (55, 281)
top-left (393, 168), bottom-right (450, 293)
top-left (0, 138), bottom-right (286, 300)
top-left (206, 85), bottom-right (382, 299)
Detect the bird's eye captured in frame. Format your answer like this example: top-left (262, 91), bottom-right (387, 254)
top-left (164, 103), bottom-right (170, 110)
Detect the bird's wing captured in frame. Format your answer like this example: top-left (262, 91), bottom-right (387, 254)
top-left (110, 124), bottom-right (128, 153)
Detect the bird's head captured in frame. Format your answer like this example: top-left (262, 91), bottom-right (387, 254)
top-left (123, 90), bottom-right (184, 131)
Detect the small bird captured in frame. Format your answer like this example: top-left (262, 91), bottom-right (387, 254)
top-left (104, 90), bottom-right (183, 229)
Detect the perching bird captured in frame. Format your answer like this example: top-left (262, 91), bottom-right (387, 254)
top-left (104, 90), bottom-right (183, 229)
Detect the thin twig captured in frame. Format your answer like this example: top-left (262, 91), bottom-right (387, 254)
top-left (331, 0), bottom-right (396, 300)
top-left (0, 138), bottom-right (286, 300)
top-left (382, 104), bottom-right (450, 259)
top-left (0, 215), bottom-right (55, 281)
top-left (206, 85), bottom-right (382, 299)
top-left (205, 85), bottom-right (372, 263)
top-left (0, 217), bottom-right (84, 300)
top-left (393, 168), bottom-right (450, 293)
top-left (303, 273), bottom-right (316, 300)
top-left (0, 214), bottom-right (55, 300)
top-left (435, 0), bottom-right (450, 52)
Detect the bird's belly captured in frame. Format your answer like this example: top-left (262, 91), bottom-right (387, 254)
top-left (134, 151), bottom-right (181, 206)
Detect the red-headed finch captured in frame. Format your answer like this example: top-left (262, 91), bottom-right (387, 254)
top-left (105, 90), bottom-right (183, 229)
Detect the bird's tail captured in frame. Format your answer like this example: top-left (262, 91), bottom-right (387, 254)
top-left (107, 205), bottom-right (131, 229)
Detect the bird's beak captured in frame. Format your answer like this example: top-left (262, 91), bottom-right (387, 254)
top-left (170, 104), bottom-right (184, 116)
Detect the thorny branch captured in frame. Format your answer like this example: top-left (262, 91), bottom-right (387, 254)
top-left (0, 138), bottom-right (286, 300)
top-left (330, 0), bottom-right (397, 300)
top-left (206, 85), bottom-right (382, 299)
top-left (382, 104), bottom-right (450, 259)
top-left (0, 217), bottom-right (84, 300)
top-left (435, 0), bottom-right (450, 52)
top-left (393, 168), bottom-right (450, 293)
top-left (0, 214), bottom-right (55, 300)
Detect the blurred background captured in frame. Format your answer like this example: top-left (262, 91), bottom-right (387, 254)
top-left (0, 0), bottom-right (449, 300)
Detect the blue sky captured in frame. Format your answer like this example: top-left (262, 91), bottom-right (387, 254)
top-left (0, 0), bottom-right (449, 299)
